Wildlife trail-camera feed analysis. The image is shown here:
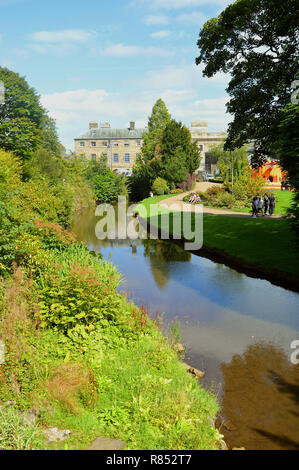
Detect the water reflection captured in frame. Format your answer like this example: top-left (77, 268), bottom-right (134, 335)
top-left (143, 239), bottom-right (191, 290)
top-left (72, 206), bottom-right (299, 450)
top-left (220, 341), bottom-right (299, 450)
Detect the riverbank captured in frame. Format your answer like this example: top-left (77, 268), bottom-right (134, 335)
top-left (136, 196), bottom-right (299, 291)
top-left (0, 151), bottom-right (221, 450)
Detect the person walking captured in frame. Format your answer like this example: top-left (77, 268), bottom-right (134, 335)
top-left (252, 197), bottom-right (257, 217)
top-left (269, 193), bottom-right (276, 215)
top-left (254, 197), bottom-right (259, 217)
top-left (263, 193), bottom-right (269, 216)
top-left (258, 197), bottom-right (263, 215)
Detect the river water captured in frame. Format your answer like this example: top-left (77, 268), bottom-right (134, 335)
top-left (72, 206), bottom-right (299, 450)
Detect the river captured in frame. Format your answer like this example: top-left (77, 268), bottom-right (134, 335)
top-left (72, 206), bottom-right (299, 450)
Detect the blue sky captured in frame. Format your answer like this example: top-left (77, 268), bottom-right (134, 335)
top-left (0, 0), bottom-right (232, 150)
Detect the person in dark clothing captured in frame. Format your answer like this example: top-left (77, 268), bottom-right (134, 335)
top-left (252, 197), bottom-right (258, 217)
top-left (263, 193), bottom-right (269, 216)
top-left (269, 193), bottom-right (276, 215)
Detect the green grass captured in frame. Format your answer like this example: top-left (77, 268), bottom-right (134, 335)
top-left (205, 191), bottom-right (295, 215)
top-left (0, 243), bottom-right (221, 451)
top-left (34, 329), bottom-right (219, 450)
top-left (137, 197), bottom-right (299, 278)
top-left (0, 406), bottom-right (45, 450)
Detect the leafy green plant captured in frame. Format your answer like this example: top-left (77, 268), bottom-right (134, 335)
top-left (152, 177), bottom-right (169, 196)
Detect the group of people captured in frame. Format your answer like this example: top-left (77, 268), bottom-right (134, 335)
top-left (252, 193), bottom-right (276, 217)
top-left (189, 193), bottom-right (201, 204)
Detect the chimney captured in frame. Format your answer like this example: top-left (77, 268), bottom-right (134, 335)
top-left (100, 122), bottom-right (111, 128)
top-left (130, 121), bottom-right (135, 131)
top-left (89, 121), bottom-right (98, 129)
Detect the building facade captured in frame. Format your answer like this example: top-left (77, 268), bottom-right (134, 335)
top-left (74, 120), bottom-right (225, 175)
top-left (189, 121), bottom-right (226, 174)
top-left (74, 121), bottom-right (145, 172)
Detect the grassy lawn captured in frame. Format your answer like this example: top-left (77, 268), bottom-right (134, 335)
top-left (201, 214), bottom-right (298, 276)
top-left (206, 191), bottom-right (295, 215)
top-left (137, 196), bottom-right (299, 278)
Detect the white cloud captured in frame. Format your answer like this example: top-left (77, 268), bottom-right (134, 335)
top-left (141, 64), bottom-right (229, 90)
top-left (143, 14), bottom-right (170, 25)
top-left (41, 63), bottom-right (231, 151)
top-left (150, 30), bottom-right (171, 39)
top-left (28, 43), bottom-right (78, 57)
top-left (29, 29), bottom-right (96, 44)
top-left (91, 43), bottom-right (172, 57)
top-left (177, 11), bottom-right (207, 24)
top-left (25, 29), bottom-right (97, 56)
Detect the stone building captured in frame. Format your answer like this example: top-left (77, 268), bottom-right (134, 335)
top-left (74, 119), bottom-right (225, 175)
top-left (74, 121), bottom-right (146, 172)
top-left (190, 121), bottom-right (226, 174)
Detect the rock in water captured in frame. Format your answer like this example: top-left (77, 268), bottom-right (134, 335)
top-left (183, 362), bottom-right (205, 379)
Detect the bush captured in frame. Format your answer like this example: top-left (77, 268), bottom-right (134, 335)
top-left (232, 169), bottom-right (265, 202)
top-left (214, 192), bottom-right (235, 208)
top-left (36, 245), bottom-right (122, 333)
top-left (170, 188), bottom-right (183, 194)
top-left (152, 177), bottom-right (169, 196)
top-left (128, 174), bottom-right (151, 201)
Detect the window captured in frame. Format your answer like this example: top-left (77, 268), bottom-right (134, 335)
top-left (113, 142), bottom-right (119, 147)
top-left (91, 154), bottom-right (97, 159)
top-left (136, 141), bottom-right (141, 146)
top-left (124, 142), bottom-right (130, 147)
top-left (113, 154), bottom-right (119, 162)
top-left (91, 142), bottom-right (96, 147)
top-left (102, 141), bottom-right (108, 147)
top-left (198, 145), bottom-right (203, 151)
top-left (125, 153), bottom-right (130, 163)
top-left (80, 142), bottom-right (85, 147)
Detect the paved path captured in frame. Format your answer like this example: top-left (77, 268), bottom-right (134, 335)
top-left (158, 182), bottom-right (283, 219)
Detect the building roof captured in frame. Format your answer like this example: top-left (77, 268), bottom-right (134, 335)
top-left (75, 127), bottom-right (147, 140)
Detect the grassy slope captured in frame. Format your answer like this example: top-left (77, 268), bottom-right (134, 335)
top-left (137, 196), bottom-right (299, 278)
top-left (0, 246), bottom-right (220, 451)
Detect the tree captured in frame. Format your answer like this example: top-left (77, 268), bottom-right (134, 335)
top-left (159, 120), bottom-right (200, 184)
top-left (0, 67), bottom-right (61, 160)
top-left (195, 0), bottom-right (299, 167)
top-left (135, 98), bottom-right (171, 180)
top-left (134, 101), bottom-right (200, 193)
top-left (39, 114), bottom-right (62, 157)
top-left (84, 156), bottom-right (128, 203)
top-left (276, 103), bottom-right (299, 226)
top-left (0, 68), bottom-right (44, 159)
top-left (209, 145), bottom-right (248, 186)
